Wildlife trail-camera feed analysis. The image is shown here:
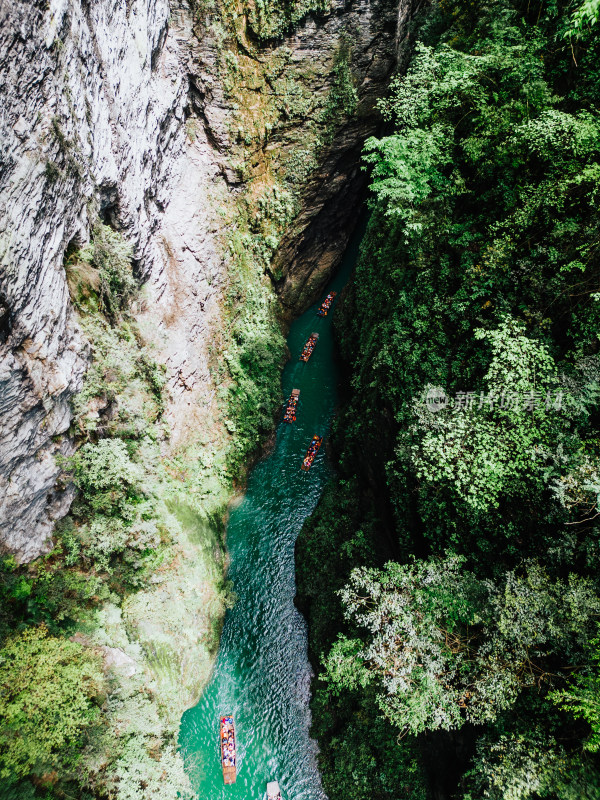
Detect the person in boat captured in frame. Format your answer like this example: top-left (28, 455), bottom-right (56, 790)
top-left (303, 437), bottom-right (322, 468)
top-left (284, 393), bottom-right (299, 421)
top-left (300, 335), bottom-right (317, 360)
top-left (318, 292), bottom-right (335, 315)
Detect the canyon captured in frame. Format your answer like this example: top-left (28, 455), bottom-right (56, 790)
top-left (3, 3), bottom-right (591, 800)
top-left (0, 0), bottom-right (419, 561)
top-left (0, 0), bottom-right (418, 795)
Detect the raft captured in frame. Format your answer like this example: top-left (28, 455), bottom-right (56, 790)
top-left (283, 389), bottom-right (300, 423)
top-left (220, 715), bottom-right (236, 785)
top-left (267, 780), bottom-right (282, 800)
top-left (299, 333), bottom-right (319, 362)
top-left (301, 435), bottom-right (323, 471)
top-left (317, 291), bottom-right (337, 317)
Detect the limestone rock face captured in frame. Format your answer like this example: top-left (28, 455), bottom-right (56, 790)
top-left (0, 0), bottom-right (187, 560)
top-left (0, 0), bottom-right (420, 561)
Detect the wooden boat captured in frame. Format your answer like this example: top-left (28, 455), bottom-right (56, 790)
top-left (267, 780), bottom-right (282, 800)
top-left (220, 715), bottom-right (236, 784)
top-left (317, 291), bottom-right (337, 316)
top-left (299, 333), bottom-right (319, 362)
top-left (301, 435), bottom-right (323, 471)
top-left (283, 388), bottom-right (300, 423)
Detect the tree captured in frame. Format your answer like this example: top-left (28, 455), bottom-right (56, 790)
top-left (409, 316), bottom-right (567, 513)
top-left (324, 557), bottom-right (600, 736)
top-left (550, 632), bottom-right (600, 753)
top-left (0, 626), bottom-right (105, 783)
top-left (462, 729), bottom-right (600, 800)
top-left (565, 0), bottom-right (600, 38)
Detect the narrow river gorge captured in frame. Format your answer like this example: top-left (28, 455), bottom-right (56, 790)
top-left (179, 221), bottom-right (363, 800)
top-left (3, 2), bottom-right (597, 799)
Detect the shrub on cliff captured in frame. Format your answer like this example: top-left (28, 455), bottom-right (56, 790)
top-left (92, 224), bottom-right (138, 318)
top-left (65, 224), bottom-right (137, 319)
top-left (61, 439), bottom-right (172, 581)
top-left (65, 222), bottom-right (138, 322)
top-left (67, 438), bottom-right (144, 516)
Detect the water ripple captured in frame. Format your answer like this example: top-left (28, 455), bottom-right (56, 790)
top-left (179, 230), bottom-right (362, 800)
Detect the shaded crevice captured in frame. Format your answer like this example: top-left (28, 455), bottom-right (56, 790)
top-left (98, 181), bottom-right (120, 226)
top-left (273, 127), bottom-right (376, 314)
top-left (268, 0), bottom-right (424, 315)
top-left (0, 292), bottom-right (11, 345)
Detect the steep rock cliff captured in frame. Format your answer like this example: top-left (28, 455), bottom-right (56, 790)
top-left (273, 0), bottom-right (425, 311)
top-left (0, 0), bottom-right (187, 559)
top-left (0, 0), bottom-right (421, 560)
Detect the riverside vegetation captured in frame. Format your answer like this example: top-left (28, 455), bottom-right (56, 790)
top-left (296, 1), bottom-right (600, 798)
top-left (0, 196), bottom-right (290, 797)
top-left (0, 237), bottom-right (282, 796)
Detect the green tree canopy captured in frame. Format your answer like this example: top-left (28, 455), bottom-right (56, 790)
top-left (0, 626), bottom-right (105, 783)
top-left (325, 557), bottom-right (600, 736)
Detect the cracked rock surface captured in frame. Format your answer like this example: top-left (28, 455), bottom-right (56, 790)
top-left (0, 0), bottom-right (186, 559)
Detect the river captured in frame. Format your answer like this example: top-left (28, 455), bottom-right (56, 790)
top-left (179, 222), bottom-right (363, 800)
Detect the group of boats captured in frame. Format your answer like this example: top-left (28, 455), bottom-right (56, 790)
top-left (284, 388), bottom-right (323, 471)
top-left (299, 294), bottom-right (337, 363)
top-left (286, 292), bottom-right (338, 470)
top-left (220, 715), bottom-right (282, 798)
top-left (299, 293), bottom-right (337, 365)
top-left (218, 294), bottom-right (338, 795)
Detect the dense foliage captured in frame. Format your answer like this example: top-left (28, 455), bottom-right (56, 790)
top-left (0, 627), bottom-right (104, 785)
top-left (296, 1), bottom-right (600, 797)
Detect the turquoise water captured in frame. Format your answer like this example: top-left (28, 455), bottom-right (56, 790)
top-left (179, 225), bottom-right (363, 800)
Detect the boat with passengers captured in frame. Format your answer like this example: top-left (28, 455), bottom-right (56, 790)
top-left (317, 291), bottom-right (336, 316)
top-left (299, 333), bottom-right (319, 362)
top-left (220, 715), bottom-right (236, 784)
top-left (301, 435), bottom-right (322, 470)
top-left (283, 389), bottom-right (300, 423)
top-left (267, 780), bottom-right (282, 800)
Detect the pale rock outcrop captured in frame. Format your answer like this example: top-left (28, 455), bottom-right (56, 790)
top-left (101, 645), bottom-right (138, 677)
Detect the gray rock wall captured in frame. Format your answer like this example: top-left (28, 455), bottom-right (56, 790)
top-left (0, 0), bottom-right (187, 559)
